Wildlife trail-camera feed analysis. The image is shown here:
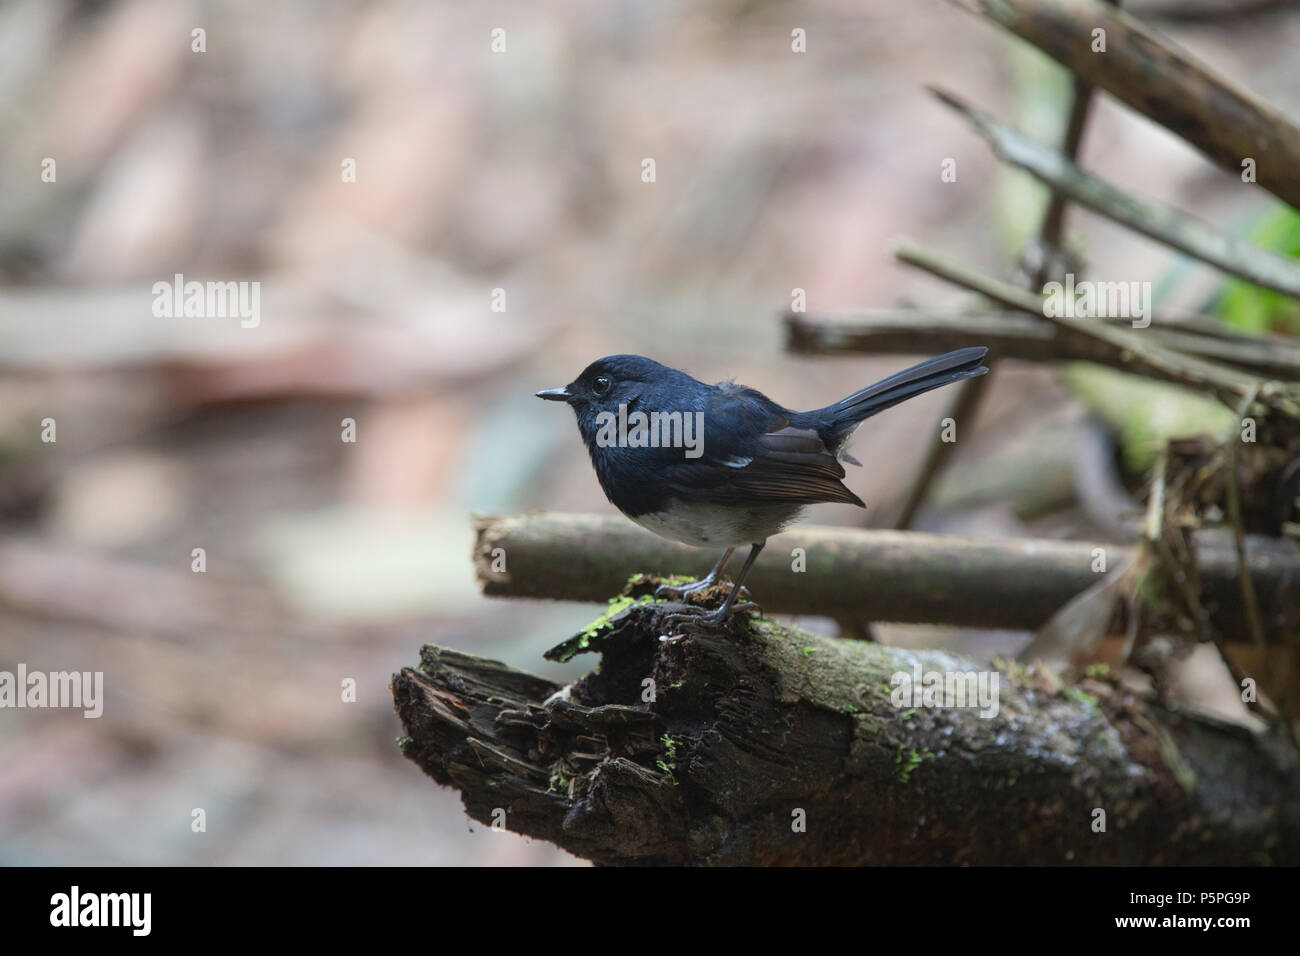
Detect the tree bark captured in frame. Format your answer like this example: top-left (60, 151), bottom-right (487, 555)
top-left (392, 593), bottom-right (1300, 865)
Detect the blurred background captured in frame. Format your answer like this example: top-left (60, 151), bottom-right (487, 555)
top-left (2, 0), bottom-right (1297, 865)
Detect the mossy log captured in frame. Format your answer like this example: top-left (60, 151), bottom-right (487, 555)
top-left (392, 582), bottom-right (1300, 865)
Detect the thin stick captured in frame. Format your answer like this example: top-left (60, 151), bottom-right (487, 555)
top-left (1224, 388), bottom-right (1266, 647)
top-left (893, 237), bottom-right (1300, 416)
top-left (785, 309), bottom-right (1300, 381)
top-left (948, 0), bottom-right (1300, 211)
top-left (931, 87), bottom-right (1300, 299)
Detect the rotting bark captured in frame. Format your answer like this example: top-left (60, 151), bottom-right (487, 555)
top-left (474, 513), bottom-right (1300, 641)
top-left (392, 585), bottom-right (1300, 865)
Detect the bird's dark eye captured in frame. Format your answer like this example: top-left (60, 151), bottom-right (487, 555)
top-left (592, 375), bottom-right (612, 396)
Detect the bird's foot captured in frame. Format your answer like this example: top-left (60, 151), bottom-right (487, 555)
top-left (659, 600), bottom-right (762, 641)
top-left (654, 575), bottom-right (715, 600)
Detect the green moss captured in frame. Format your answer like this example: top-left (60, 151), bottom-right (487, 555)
top-left (1064, 686), bottom-right (1098, 708)
top-left (583, 594), bottom-right (655, 637)
top-left (895, 745), bottom-right (933, 784)
top-left (655, 738), bottom-right (686, 790)
top-left (548, 592), bottom-right (669, 662)
top-left (656, 735), bottom-right (681, 786)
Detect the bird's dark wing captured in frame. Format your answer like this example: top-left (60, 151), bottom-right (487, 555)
top-left (662, 385), bottom-right (865, 508)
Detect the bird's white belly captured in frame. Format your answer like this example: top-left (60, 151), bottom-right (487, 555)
top-left (626, 499), bottom-right (801, 548)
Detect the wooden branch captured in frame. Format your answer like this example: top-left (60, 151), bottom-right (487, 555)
top-left (932, 87), bottom-right (1300, 298)
top-left (784, 308), bottom-right (1300, 380)
top-left (891, 372), bottom-right (990, 529)
top-left (892, 238), bottom-right (1300, 416)
top-left (393, 601), bottom-right (1300, 864)
top-left (474, 513), bottom-right (1300, 640)
top-left (1027, 0), bottom-right (1118, 288)
top-left (1136, 0), bottom-right (1296, 25)
top-left (887, 19), bottom-right (1119, 549)
top-left (956, 0), bottom-right (1300, 211)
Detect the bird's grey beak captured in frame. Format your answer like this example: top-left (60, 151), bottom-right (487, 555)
top-left (536, 386), bottom-right (570, 402)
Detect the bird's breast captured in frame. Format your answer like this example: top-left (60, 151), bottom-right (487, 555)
top-left (625, 498), bottom-right (803, 548)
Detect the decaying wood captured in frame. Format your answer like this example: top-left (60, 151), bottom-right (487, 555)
top-left (955, 0), bottom-right (1300, 211)
top-left (393, 592), bottom-right (1300, 864)
top-left (474, 513), bottom-right (1300, 640)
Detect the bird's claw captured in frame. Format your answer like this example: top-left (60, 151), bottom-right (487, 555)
top-left (654, 578), bottom-right (712, 600)
top-left (660, 600), bottom-right (762, 636)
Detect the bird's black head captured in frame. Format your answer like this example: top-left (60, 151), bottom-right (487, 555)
top-left (538, 354), bottom-right (691, 411)
top-left (536, 354), bottom-right (708, 445)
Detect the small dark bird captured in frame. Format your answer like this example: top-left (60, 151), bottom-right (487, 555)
top-left (538, 347), bottom-right (989, 632)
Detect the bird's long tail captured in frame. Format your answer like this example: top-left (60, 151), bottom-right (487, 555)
top-left (814, 347), bottom-right (989, 447)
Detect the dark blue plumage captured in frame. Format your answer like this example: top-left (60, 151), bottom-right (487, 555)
top-left (537, 348), bottom-right (989, 627)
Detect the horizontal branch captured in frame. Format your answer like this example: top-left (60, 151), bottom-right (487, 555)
top-left (784, 308), bottom-right (1300, 381)
top-left (931, 87), bottom-right (1300, 299)
top-left (393, 602), bottom-right (1300, 864)
top-left (1138, 0), bottom-right (1297, 22)
top-left (474, 513), bottom-right (1300, 640)
top-left (893, 238), bottom-right (1300, 416)
top-left (958, 0), bottom-right (1300, 210)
